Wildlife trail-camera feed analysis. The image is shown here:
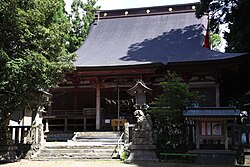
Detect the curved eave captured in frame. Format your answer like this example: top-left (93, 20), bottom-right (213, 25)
top-left (75, 62), bottom-right (163, 71)
top-left (75, 52), bottom-right (250, 70)
top-left (73, 63), bottom-right (162, 78)
top-left (167, 52), bottom-right (250, 66)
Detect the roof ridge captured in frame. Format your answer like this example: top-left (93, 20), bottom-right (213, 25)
top-left (99, 3), bottom-right (198, 12)
top-left (97, 3), bottom-right (198, 19)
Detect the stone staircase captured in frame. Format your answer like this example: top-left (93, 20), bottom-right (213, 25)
top-left (32, 131), bottom-right (123, 160)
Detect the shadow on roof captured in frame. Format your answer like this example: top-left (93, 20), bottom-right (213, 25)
top-left (120, 24), bottom-right (239, 64)
top-left (120, 24), bottom-right (205, 64)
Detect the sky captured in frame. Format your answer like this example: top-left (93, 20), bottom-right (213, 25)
top-left (65, 0), bottom-right (199, 11)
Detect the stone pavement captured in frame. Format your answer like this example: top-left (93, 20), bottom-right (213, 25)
top-left (0, 160), bottom-right (239, 167)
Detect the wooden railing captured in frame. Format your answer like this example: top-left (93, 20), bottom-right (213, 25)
top-left (44, 108), bottom-right (98, 119)
top-left (8, 126), bottom-right (32, 145)
top-left (43, 108), bottom-right (103, 131)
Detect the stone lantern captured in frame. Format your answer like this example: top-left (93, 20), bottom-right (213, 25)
top-left (127, 80), bottom-right (152, 109)
top-left (126, 80), bottom-right (157, 162)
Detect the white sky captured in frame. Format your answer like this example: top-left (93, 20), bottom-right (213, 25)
top-left (65, 0), bottom-right (199, 11)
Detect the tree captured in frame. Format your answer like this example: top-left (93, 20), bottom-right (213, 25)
top-left (196, 0), bottom-right (250, 52)
top-left (0, 0), bottom-right (75, 140)
top-left (210, 33), bottom-right (222, 52)
top-left (148, 71), bottom-right (201, 153)
top-left (66, 0), bottom-right (99, 53)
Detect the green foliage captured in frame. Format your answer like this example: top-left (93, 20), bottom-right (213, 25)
top-left (148, 71), bottom-right (201, 153)
top-left (153, 71), bottom-right (199, 110)
top-left (66, 0), bottom-right (99, 53)
top-left (229, 92), bottom-right (250, 110)
top-left (196, 0), bottom-right (250, 52)
top-left (210, 33), bottom-right (222, 51)
top-left (120, 150), bottom-right (130, 161)
top-left (0, 0), bottom-right (75, 131)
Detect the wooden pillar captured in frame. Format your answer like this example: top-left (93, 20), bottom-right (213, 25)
top-left (73, 90), bottom-right (78, 131)
top-left (64, 118), bottom-right (68, 132)
top-left (96, 82), bottom-right (101, 130)
top-left (196, 121), bottom-right (200, 149)
top-left (117, 85), bottom-right (120, 131)
top-left (45, 119), bottom-right (49, 133)
top-left (215, 84), bottom-right (220, 107)
top-left (224, 120), bottom-right (228, 150)
top-left (84, 117), bottom-right (87, 131)
top-left (74, 91), bottom-right (78, 110)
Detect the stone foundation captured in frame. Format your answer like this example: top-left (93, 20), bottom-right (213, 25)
top-left (126, 144), bottom-right (157, 162)
top-left (188, 149), bottom-right (237, 165)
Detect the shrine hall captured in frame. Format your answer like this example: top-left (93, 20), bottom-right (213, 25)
top-left (44, 3), bottom-right (250, 142)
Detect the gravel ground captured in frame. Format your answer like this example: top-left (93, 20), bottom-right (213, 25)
top-left (0, 159), bottom-right (243, 167)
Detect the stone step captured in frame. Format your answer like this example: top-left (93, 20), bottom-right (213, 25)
top-left (43, 142), bottom-right (114, 149)
top-left (73, 138), bottom-right (119, 142)
top-left (72, 131), bottom-right (123, 144)
top-left (37, 152), bottom-right (114, 158)
top-left (34, 155), bottom-right (113, 160)
top-left (40, 148), bottom-right (114, 154)
top-left (44, 141), bottom-right (120, 147)
top-left (35, 146), bottom-right (116, 160)
top-left (34, 131), bottom-right (123, 160)
top-left (74, 131), bottom-right (121, 139)
top-left (35, 152), bottom-right (114, 159)
top-left (45, 133), bottom-right (74, 142)
top-left (45, 131), bottom-right (122, 142)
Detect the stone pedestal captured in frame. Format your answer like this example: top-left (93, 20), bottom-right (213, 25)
top-left (126, 144), bottom-right (157, 162)
top-left (132, 129), bottom-right (153, 144)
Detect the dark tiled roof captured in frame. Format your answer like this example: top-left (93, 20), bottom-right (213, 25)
top-left (183, 107), bottom-right (241, 117)
top-left (75, 4), bottom-right (245, 68)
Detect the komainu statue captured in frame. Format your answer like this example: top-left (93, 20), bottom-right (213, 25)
top-left (132, 109), bottom-right (153, 145)
top-left (134, 109), bottom-right (152, 131)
